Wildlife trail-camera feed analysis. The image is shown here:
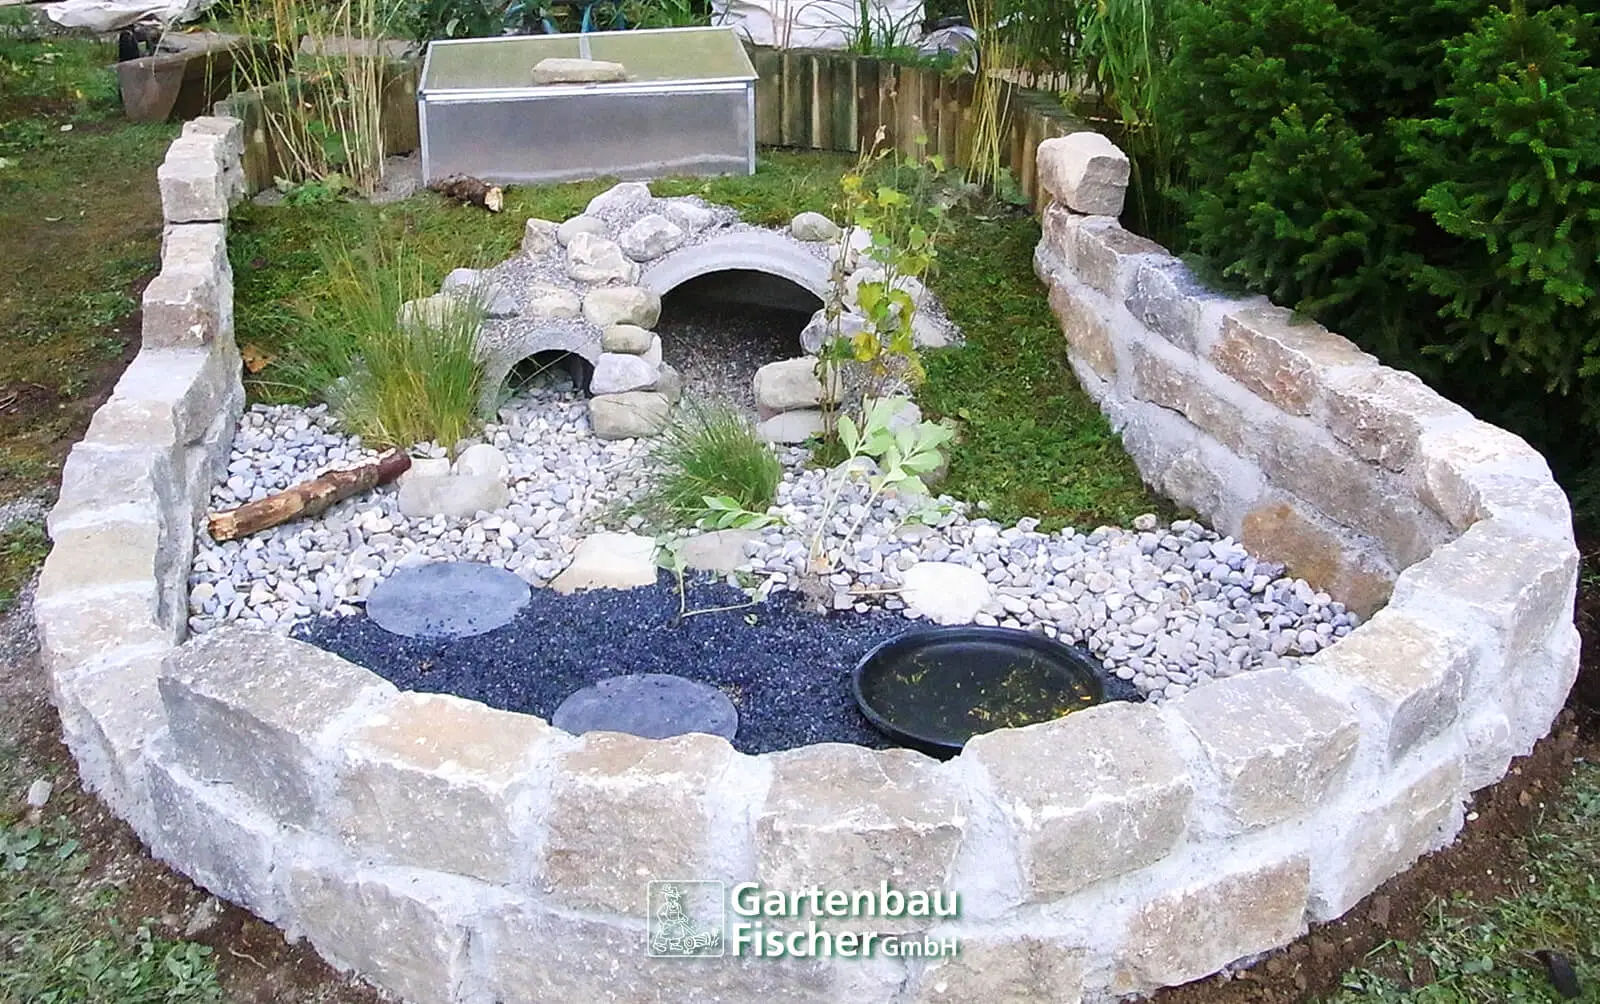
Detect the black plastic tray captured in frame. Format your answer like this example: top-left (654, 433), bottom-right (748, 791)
top-left (851, 626), bottom-right (1139, 758)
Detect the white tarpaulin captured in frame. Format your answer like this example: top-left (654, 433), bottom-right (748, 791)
top-left (44, 0), bottom-right (212, 32)
top-left (713, 0), bottom-right (925, 51)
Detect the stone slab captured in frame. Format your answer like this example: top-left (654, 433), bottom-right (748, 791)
top-left (366, 561), bottom-right (530, 639)
top-left (553, 673), bottom-right (739, 742)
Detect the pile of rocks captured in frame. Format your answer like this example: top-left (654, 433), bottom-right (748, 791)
top-left (752, 356), bottom-right (840, 443)
top-left (589, 322), bottom-right (684, 439)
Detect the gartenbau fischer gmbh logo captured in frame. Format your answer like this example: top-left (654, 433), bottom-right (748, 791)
top-left (645, 881), bottom-right (961, 960)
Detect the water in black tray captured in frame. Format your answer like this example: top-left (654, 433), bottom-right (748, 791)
top-left (853, 627), bottom-right (1140, 758)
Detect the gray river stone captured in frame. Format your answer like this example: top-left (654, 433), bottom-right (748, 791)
top-left (552, 672), bottom-right (739, 741)
top-left (365, 561), bottom-right (530, 639)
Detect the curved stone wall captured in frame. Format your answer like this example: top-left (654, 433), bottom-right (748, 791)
top-left (35, 127), bottom-right (1580, 1004)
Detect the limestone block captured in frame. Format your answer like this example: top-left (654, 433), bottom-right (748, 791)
top-left (37, 519), bottom-right (180, 630)
top-left (159, 627), bottom-right (396, 826)
top-left (1117, 857), bottom-right (1310, 989)
top-left (557, 214), bottom-right (608, 246)
top-left (51, 651), bottom-right (168, 828)
top-left (753, 357), bottom-right (839, 413)
top-left (566, 232), bottom-right (639, 284)
top-left (1239, 500), bottom-right (1396, 617)
top-left (522, 283), bottom-right (583, 319)
top-left (143, 222), bottom-right (233, 349)
top-left (1255, 419), bottom-right (1446, 569)
top-left (757, 744), bottom-right (964, 926)
top-left (1125, 256), bottom-right (1238, 354)
top-left (1309, 754), bottom-right (1464, 919)
top-left (1037, 132), bottom-right (1131, 216)
top-left (396, 473), bottom-right (510, 520)
top-left (678, 528), bottom-right (760, 572)
top-left (1045, 283), bottom-right (1117, 380)
top-left (539, 731), bottom-right (733, 915)
top-left (591, 352), bottom-right (660, 395)
top-left (757, 409), bottom-right (826, 444)
top-left (1505, 622), bottom-right (1580, 754)
top-left (158, 132), bottom-right (229, 223)
top-left (483, 904), bottom-right (879, 1004)
top-left (1461, 706), bottom-right (1515, 792)
top-left (912, 933), bottom-right (1085, 1004)
top-left (1415, 419), bottom-right (1570, 534)
top-left (522, 216), bottom-right (561, 257)
top-left (620, 213), bottom-right (687, 261)
top-left (333, 692), bottom-right (554, 882)
top-left (551, 531), bottom-right (659, 594)
top-left (1389, 518), bottom-right (1578, 672)
top-left (1155, 441), bottom-right (1265, 540)
top-left (87, 340), bottom-right (242, 450)
top-left (1170, 670), bottom-right (1359, 831)
top-left (147, 756), bottom-right (284, 922)
top-left (1301, 607), bottom-right (1467, 762)
top-left (966, 702), bottom-right (1192, 901)
top-left (35, 580), bottom-right (175, 678)
top-left (1127, 338), bottom-right (1251, 454)
top-left (1066, 216), bottom-right (1167, 298)
top-left (582, 285), bottom-right (661, 329)
top-left (1211, 302), bottom-right (1374, 417)
top-left (287, 865), bottom-right (488, 1004)
top-left (585, 180), bottom-right (652, 216)
top-left (1319, 366), bottom-right (1469, 473)
top-left (180, 116), bottom-right (245, 203)
top-left (601, 323), bottom-right (655, 354)
top-left (791, 211), bottom-right (842, 242)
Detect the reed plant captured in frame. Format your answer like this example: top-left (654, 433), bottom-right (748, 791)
top-left (624, 401), bottom-right (782, 531)
top-left (225, 0), bottom-right (400, 196)
top-left (281, 237), bottom-right (488, 451)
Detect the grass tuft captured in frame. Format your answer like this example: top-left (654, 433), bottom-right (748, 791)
top-left (625, 401), bottom-right (783, 531)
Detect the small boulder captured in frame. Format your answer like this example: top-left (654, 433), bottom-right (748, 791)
top-left (620, 213), bottom-right (687, 261)
top-left (837, 226), bottom-right (875, 271)
top-left (757, 409), bottom-right (826, 444)
top-left (754, 356), bottom-right (840, 413)
top-left (1037, 131), bottom-right (1131, 216)
top-left (531, 57), bottom-right (628, 85)
top-left (641, 335), bottom-right (663, 368)
top-left (589, 391), bottom-right (673, 439)
top-left (591, 352), bottom-right (660, 395)
top-left (583, 285), bottom-right (662, 328)
top-left (912, 310), bottom-right (959, 348)
top-left (523, 217), bottom-right (560, 257)
top-left (398, 455), bottom-right (451, 486)
top-left (800, 308), bottom-right (870, 354)
top-left (557, 215), bottom-right (608, 246)
top-left (900, 561), bottom-right (992, 625)
top-left (398, 293), bottom-right (476, 332)
top-left (677, 529), bottom-right (761, 572)
top-left (566, 232), bottom-right (638, 284)
top-left (454, 443), bottom-right (510, 480)
top-left (441, 269), bottom-right (517, 317)
top-left (397, 474), bottom-right (509, 520)
top-left (586, 181), bottom-right (653, 218)
top-left (601, 323), bottom-right (655, 354)
top-left (551, 532), bottom-right (659, 593)
top-left (661, 198), bottom-right (719, 233)
top-left (791, 211), bottom-right (841, 242)
top-left (523, 284), bottom-right (583, 318)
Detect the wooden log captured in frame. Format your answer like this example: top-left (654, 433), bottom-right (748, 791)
top-left (207, 450), bottom-right (411, 542)
top-left (429, 174), bottom-right (504, 212)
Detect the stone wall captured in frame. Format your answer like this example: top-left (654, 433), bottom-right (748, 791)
top-left (33, 127), bottom-right (1582, 1004)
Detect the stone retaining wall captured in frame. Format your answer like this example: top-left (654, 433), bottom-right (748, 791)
top-left (33, 128), bottom-right (1581, 1004)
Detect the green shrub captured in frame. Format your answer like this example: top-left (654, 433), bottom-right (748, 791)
top-left (283, 238), bottom-right (488, 451)
top-left (625, 402), bottom-right (782, 531)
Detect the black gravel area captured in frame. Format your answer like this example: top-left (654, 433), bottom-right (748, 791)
top-left (294, 572), bottom-right (908, 754)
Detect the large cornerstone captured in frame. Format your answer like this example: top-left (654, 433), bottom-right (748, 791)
top-left (34, 126), bottom-right (1579, 1003)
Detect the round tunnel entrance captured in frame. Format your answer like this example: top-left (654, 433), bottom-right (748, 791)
top-left (655, 269), bottom-right (824, 412)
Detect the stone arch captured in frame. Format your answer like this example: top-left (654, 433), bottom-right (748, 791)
top-left (640, 230), bottom-right (833, 301)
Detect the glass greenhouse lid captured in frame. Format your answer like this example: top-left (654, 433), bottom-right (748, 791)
top-left (421, 26), bottom-right (758, 93)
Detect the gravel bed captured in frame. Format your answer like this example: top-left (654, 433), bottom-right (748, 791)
top-left (190, 387), bottom-right (1360, 703)
top-left (656, 299), bottom-right (814, 410)
top-left (293, 572), bottom-right (910, 754)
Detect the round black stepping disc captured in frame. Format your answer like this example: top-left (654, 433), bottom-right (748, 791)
top-left (366, 561), bottom-right (530, 639)
top-left (553, 673), bottom-right (739, 741)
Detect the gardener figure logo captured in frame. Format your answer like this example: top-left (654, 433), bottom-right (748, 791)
top-left (647, 881), bottom-right (725, 958)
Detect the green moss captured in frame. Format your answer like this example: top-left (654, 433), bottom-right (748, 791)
top-left (0, 519), bottom-right (46, 613)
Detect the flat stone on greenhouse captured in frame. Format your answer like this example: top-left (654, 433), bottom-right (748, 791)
top-left (553, 673), bottom-right (738, 741)
top-left (365, 562), bottom-right (530, 639)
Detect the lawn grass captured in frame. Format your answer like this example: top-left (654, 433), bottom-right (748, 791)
top-left (0, 28), bottom-right (176, 502)
top-left (1326, 758), bottom-right (1600, 1003)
